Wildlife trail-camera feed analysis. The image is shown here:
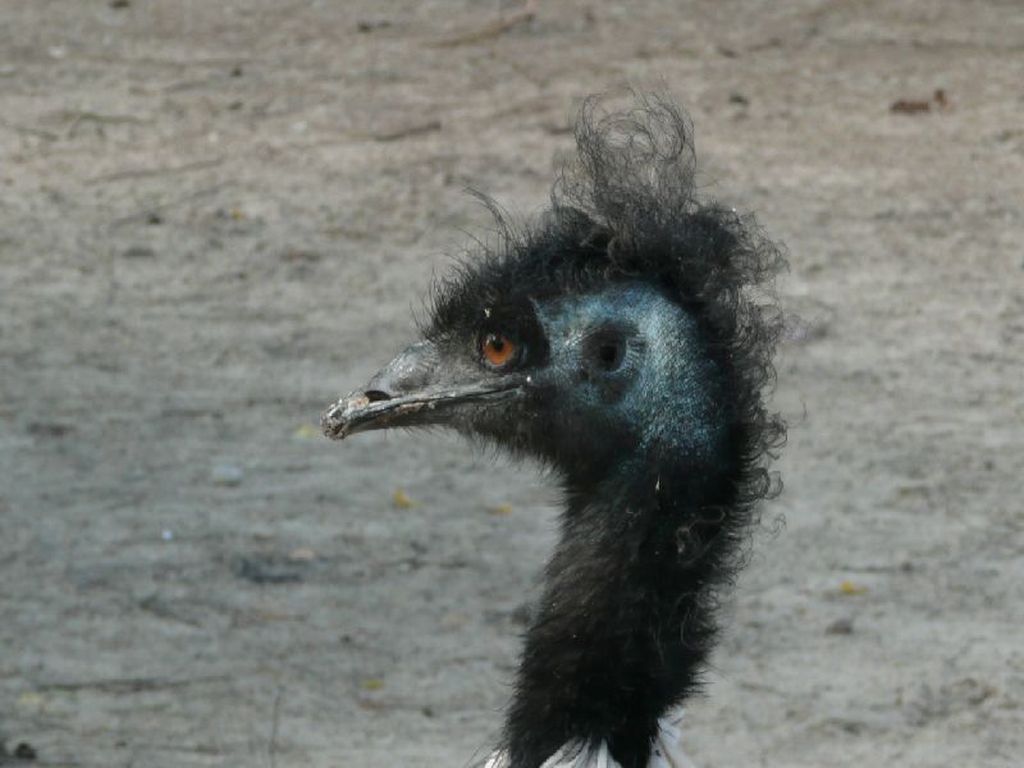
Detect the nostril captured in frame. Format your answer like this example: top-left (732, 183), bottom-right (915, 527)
top-left (364, 389), bottom-right (392, 403)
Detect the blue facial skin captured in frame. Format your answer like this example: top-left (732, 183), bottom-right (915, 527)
top-left (526, 282), bottom-right (726, 484)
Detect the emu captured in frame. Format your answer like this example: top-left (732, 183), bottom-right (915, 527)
top-left (322, 94), bottom-right (786, 768)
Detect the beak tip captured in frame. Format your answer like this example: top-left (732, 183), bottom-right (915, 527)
top-left (320, 394), bottom-right (369, 440)
top-left (319, 412), bottom-right (343, 440)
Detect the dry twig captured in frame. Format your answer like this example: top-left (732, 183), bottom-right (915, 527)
top-left (86, 157), bottom-right (224, 185)
top-left (269, 686), bottom-right (284, 768)
top-left (374, 120), bottom-right (442, 142)
top-left (430, 9), bottom-right (535, 48)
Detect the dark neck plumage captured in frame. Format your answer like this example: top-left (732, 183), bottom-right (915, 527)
top-left (501, 445), bottom-right (735, 768)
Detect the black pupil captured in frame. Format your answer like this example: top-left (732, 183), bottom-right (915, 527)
top-left (491, 337), bottom-right (505, 352)
top-left (599, 344), bottom-right (617, 364)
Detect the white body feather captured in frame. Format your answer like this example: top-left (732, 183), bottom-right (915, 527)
top-left (484, 709), bottom-right (695, 768)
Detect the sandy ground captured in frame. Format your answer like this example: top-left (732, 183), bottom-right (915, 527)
top-left (1, 1), bottom-right (1022, 766)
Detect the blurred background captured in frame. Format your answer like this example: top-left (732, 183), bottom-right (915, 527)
top-left (1, 1), bottom-right (1021, 766)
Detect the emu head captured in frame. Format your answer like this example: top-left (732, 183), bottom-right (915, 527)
top-left (322, 95), bottom-right (784, 496)
top-left (322, 263), bottom-right (724, 491)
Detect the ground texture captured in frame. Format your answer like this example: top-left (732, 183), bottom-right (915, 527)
top-left (1, 1), bottom-right (1022, 766)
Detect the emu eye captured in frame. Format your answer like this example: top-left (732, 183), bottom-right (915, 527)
top-left (481, 333), bottom-right (518, 368)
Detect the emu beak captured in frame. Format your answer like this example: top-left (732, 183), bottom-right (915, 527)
top-left (320, 340), bottom-right (524, 440)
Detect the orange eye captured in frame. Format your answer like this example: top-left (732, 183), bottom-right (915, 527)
top-left (481, 333), bottom-right (517, 368)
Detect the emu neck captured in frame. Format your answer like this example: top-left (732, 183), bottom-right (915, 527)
top-left (503, 451), bottom-right (729, 768)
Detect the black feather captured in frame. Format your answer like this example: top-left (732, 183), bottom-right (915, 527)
top-left (427, 93), bottom-right (786, 768)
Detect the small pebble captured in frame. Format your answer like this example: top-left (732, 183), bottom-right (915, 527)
top-left (211, 464), bottom-right (244, 486)
top-left (121, 245), bottom-right (155, 259)
top-left (826, 618), bottom-right (855, 635)
top-left (13, 741), bottom-right (37, 759)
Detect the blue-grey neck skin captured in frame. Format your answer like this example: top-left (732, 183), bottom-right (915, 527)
top-left (501, 282), bottom-right (736, 768)
top-left (528, 282), bottom-right (727, 492)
